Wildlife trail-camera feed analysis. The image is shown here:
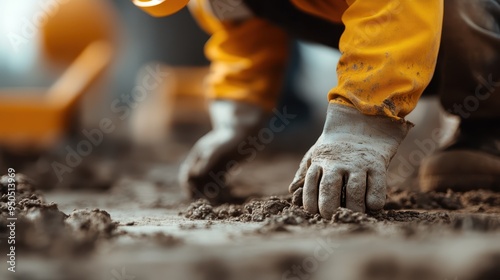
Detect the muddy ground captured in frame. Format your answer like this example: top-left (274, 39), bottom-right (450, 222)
top-left (1, 146), bottom-right (500, 280)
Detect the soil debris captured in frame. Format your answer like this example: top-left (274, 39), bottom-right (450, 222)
top-left (0, 174), bottom-right (118, 256)
top-left (181, 194), bottom-right (500, 236)
top-left (385, 187), bottom-right (500, 213)
top-left (183, 196), bottom-right (452, 226)
top-left (66, 208), bottom-right (118, 240)
top-left (181, 197), bottom-right (316, 224)
top-left (295, 185), bottom-right (500, 214)
top-left (372, 210), bottom-right (451, 224)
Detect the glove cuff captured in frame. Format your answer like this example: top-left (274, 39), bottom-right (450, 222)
top-left (323, 103), bottom-right (413, 145)
top-left (209, 100), bottom-right (266, 130)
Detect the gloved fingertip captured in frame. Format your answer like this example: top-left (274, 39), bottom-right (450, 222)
top-left (178, 163), bottom-right (190, 185)
top-left (291, 187), bottom-right (303, 206)
top-left (189, 156), bottom-right (209, 178)
top-left (303, 164), bottom-right (322, 214)
top-left (366, 195), bottom-right (386, 211)
top-left (366, 171), bottom-right (387, 211)
top-left (319, 207), bottom-right (335, 220)
top-left (288, 176), bottom-right (305, 193)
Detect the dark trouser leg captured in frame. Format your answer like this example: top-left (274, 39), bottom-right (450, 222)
top-left (243, 0), bottom-right (344, 48)
top-left (419, 0), bottom-right (500, 192)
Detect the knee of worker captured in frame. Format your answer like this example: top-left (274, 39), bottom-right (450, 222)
top-left (448, 0), bottom-right (500, 34)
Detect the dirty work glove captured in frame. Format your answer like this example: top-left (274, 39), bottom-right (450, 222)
top-left (289, 103), bottom-right (412, 218)
top-left (179, 100), bottom-right (266, 204)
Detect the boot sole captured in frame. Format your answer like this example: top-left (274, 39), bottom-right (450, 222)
top-left (419, 150), bottom-right (500, 192)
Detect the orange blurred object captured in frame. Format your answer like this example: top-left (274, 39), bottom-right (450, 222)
top-left (41, 0), bottom-right (119, 66)
top-left (0, 42), bottom-right (113, 152)
top-left (0, 0), bottom-right (119, 152)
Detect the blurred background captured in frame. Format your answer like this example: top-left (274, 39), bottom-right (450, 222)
top-left (5, 2), bottom-right (499, 280)
top-left (0, 0), bottom-right (457, 191)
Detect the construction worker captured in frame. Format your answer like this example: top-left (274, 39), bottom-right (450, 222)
top-left (136, 0), bottom-right (499, 218)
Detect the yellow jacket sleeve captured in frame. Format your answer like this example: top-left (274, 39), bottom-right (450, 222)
top-left (335, 0), bottom-right (444, 119)
top-left (292, 0), bottom-right (443, 120)
top-left (189, 0), bottom-right (290, 111)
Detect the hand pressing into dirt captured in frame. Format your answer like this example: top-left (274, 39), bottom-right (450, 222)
top-left (179, 100), bottom-right (266, 204)
top-left (289, 103), bottom-right (412, 218)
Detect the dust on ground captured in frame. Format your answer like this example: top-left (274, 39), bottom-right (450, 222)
top-left (0, 174), bottom-right (120, 257)
top-left (1, 153), bottom-right (500, 280)
top-left (181, 190), bottom-right (500, 235)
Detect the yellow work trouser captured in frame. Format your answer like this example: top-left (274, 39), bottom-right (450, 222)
top-left (189, 0), bottom-right (443, 120)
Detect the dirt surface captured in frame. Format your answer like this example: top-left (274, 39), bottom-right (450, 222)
top-left (1, 154), bottom-right (500, 280)
top-left (0, 174), bottom-right (119, 257)
top-left (182, 188), bottom-right (500, 232)
top-left (385, 186), bottom-right (500, 213)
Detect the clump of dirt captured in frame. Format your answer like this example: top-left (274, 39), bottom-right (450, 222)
top-left (183, 197), bottom-right (383, 233)
top-left (181, 196), bottom-right (316, 224)
top-left (0, 174), bottom-right (118, 256)
top-left (181, 199), bottom-right (218, 220)
top-left (258, 207), bottom-right (377, 234)
top-left (384, 187), bottom-right (500, 213)
top-left (180, 184), bottom-right (500, 237)
top-left (460, 190), bottom-right (500, 212)
top-left (256, 206), bottom-right (318, 234)
top-left (1, 173), bottom-right (40, 200)
top-left (181, 193), bottom-right (500, 236)
top-left (66, 209), bottom-right (118, 240)
top-left (242, 197), bottom-right (314, 224)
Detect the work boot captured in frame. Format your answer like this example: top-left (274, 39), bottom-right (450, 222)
top-left (419, 0), bottom-right (500, 192)
top-left (419, 120), bottom-right (500, 192)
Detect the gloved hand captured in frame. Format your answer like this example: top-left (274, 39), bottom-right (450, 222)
top-left (289, 103), bottom-right (412, 218)
top-left (179, 100), bottom-right (266, 203)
